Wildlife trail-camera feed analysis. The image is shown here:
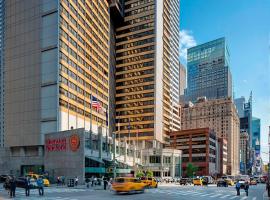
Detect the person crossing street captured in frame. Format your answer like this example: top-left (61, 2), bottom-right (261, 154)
top-left (37, 177), bottom-right (44, 196)
top-left (25, 177), bottom-right (30, 196)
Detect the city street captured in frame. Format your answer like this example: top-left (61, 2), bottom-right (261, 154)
top-left (0, 183), bottom-right (267, 200)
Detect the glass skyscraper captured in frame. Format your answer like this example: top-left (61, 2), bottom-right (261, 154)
top-left (252, 117), bottom-right (261, 156)
top-left (184, 38), bottom-right (232, 102)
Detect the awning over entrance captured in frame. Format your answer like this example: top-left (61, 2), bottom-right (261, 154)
top-left (85, 156), bottom-right (104, 164)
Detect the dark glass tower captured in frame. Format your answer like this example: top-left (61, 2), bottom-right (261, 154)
top-left (184, 38), bottom-right (232, 102)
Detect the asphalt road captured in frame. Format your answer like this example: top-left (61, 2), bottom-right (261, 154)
top-left (0, 183), bottom-right (267, 200)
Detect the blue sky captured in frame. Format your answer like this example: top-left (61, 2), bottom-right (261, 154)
top-left (180, 0), bottom-right (270, 162)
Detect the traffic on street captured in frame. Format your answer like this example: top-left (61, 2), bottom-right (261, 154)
top-left (0, 179), bottom-right (266, 200)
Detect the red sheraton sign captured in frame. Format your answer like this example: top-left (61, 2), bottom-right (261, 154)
top-left (45, 138), bottom-right (67, 152)
top-left (45, 134), bottom-right (80, 152)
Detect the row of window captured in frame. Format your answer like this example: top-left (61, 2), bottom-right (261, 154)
top-left (116, 84), bottom-right (154, 94)
top-left (116, 76), bottom-right (154, 87)
top-left (61, 0), bottom-right (108, 45)
top-left (116, 53), bottom-right (154, 65)
top-left (116, 45), bottom-right (154, 58)
top-left (123, 14), bottom-right (154, 27)
top-left (116, 100), bottom-right (154, 109)
top-left (125, 0), bottom-right (153, 9)
top-left (116, 30), bottom-right (154, 43)
top-left (117, 107), bottom-right (154, 116)
top-left (59, 63), bottom-right (108, 101)
top-left (117, 115), bottom-right (154, 123)
top-left (125, 5), bottom-right (154, 16)
top-left (59, 99), bottom-right (106, 126)
top-left (59, 52), bottom-right (108, 97)
top-left (116, 68), bottom-right (154, 80)
top-left (116, 92), bottom-right (154, 102)
top-left (116, 61), bottom-right (154, 72)
top-left (60, 16), bottom-right (108, 73)
top-left (116, 37), bottom-right (154, 50)
top-left (59, 75), bottom-right (107, 108)
top-left (119, 123), bottom-right (154, 131)
top-left (117, 22), bottom-right (154, 35)
top-left (118, 131), bottom-right (153, 138)
top-left (59, 86), bottom-right (107, 111)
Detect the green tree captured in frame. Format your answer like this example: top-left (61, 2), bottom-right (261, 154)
top-left (146, 170), bottom-right (153, 178)
top-left (136, 170), bottom-right (144, 178)
top-left (186, 163), bottom-right (198, 178)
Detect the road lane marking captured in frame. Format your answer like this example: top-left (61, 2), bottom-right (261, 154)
top-left (220, 194), bottom-right (231, 199)
top-left (240, 197), bottom-right (248, 200)
top-left (229, 196), bottom-right (238, 199)
top-left (209, 194), bottom-right (222, 198)
top-left (252, 197), bottom-right (256, 200)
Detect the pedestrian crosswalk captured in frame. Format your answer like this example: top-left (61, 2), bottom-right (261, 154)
top-left (0, 187), bottom-right (91, 200)
top-left (147, 188), bottom-right (257, 200)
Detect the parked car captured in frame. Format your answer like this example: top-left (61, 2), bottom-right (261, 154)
top-left (217, 179), bottom-right (228, 187)
top-left (112, 177), bottom-right (146, 194)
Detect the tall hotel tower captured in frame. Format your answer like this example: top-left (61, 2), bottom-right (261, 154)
top-left (2, 0), bottom-right (110, 166)
top-left (0, 0), bottom-right (181, 173)
top-left (115, 0), bottom-right (181, 147)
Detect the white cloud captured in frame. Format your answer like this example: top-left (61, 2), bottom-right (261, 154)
top-left (180, 30), bottom-right (197, 62)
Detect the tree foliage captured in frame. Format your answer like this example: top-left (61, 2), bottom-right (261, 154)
top-left (186, 163), bottom-right (198, 178)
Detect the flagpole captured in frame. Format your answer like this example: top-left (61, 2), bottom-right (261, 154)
top-left (128, 118), bottom-right (131, 146)
top-left (105, 108), bottom-right (108, 153)
top-left (90, 94), bottom-right (92, 150)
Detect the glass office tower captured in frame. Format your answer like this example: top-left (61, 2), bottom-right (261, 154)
top-left (185, 38), bottom-right (232, 102)
top-left (252, 117), bottom-right (261, 156)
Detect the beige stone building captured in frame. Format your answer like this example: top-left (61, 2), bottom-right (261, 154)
top-left (180, 97), bottom-right (240, 175)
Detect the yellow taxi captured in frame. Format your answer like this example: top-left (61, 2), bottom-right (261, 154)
top-left (141, 177), bottom-right (158, 188)
top-left (26, 174), bottom-right (50, 187)
top-left (193, 178), bottom-right (203, 186)
top-left (112, 177), bottom-right (146, 194)
top-left (225, 178), bottom-right (235, 186)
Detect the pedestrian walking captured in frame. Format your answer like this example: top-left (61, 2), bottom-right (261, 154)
top-left (244, 182), bottom-right (249, 196)
top-left (108, 178), bottom-right (112, 191)
top-left (57, 176), bottom-right (61, 186)
top-left (85, 178), bottom-right (90, 188)
top-left (75, 176), bottom-right (79, 187)
top-left (62, 176), bottom-right (65, 186)
top-left (103, 177), bottom-right (108, 190)
top-left (235, 181), bottom-right (241, 196)
top-left (94, 177), bottom-right (97, 186)
top-left (25, 177), bottom-right (30, 196)
top-left (266, 178), bottom-right (270, 197)
top-left (9, 177), bottom-right (16, 198)
top-left (91, 176), bottom-right (94, 187)
top-left (37, 177), bottom-right (44, 196)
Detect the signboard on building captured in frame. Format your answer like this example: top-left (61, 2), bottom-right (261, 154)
top-left (44, 129), bottom-right (85, 184)
top-left (45, 134), bottom-right (80, 152)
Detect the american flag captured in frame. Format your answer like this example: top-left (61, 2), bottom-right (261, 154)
top-left (91, 96), bottom-right (102, 111)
